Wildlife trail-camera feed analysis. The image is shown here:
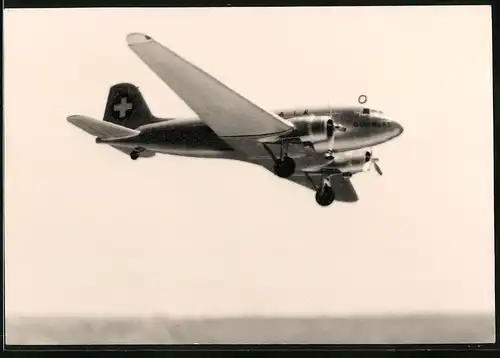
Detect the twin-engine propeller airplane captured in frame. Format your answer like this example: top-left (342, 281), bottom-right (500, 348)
top-left (67, 33), bottom-right (404, 206)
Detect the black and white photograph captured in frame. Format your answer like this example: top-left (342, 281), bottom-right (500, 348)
top-left (4, 5), bottom-right (495, 345)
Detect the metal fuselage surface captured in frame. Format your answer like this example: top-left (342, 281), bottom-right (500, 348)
top-left (101, 106), bottom-right (403, 167)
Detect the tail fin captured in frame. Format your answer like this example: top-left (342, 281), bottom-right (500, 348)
top-left (103, 83), bottom-right (156, 129)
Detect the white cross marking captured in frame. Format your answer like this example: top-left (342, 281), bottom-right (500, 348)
top-left (113, 97), bottom-right (133, 118)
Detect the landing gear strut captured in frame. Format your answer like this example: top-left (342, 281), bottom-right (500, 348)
top-left (263, 142), bottom-right (296, 178)
top-left (305, 172), bottom-right (336, 207)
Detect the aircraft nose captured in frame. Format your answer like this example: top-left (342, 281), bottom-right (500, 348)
top-left (391, 121), bottom-right (404, 137)
top-left (380, 119), bottom-right (403, 140)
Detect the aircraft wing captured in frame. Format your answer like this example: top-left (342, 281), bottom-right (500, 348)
top-left (287, 172), bottom-right (359, 202)
top-left (126, 33), bottom-right (294, 140)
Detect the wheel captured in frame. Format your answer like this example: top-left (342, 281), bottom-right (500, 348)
top-left (130, 151), bottom-right (139, 160)
top-left (315, 186), bottom-right (335, 206)
top-left (274, 156), bottom-right (296, 178)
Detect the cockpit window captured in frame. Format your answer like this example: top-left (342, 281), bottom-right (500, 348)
top-left (360, 108), bottom-right (385, 117)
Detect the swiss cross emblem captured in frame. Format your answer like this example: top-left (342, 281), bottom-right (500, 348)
top-left (113, 96), bottom-right (133, 119)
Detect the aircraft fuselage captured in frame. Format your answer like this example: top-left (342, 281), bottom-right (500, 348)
top-left (102, 106), bottom-right (403, 161)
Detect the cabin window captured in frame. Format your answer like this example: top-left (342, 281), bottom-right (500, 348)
top-left (362, 108), bottom-right (370, 115)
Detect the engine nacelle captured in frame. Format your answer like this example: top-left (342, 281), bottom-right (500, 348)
top-left (333, 150), bottom-right (371, 164)
top-left (287, 115), bottom-right (334, 143)
top-left (331, 150), bottom-right (373, 174)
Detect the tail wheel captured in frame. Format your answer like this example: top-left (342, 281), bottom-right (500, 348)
top-left (130, 151), bottom-right (140, 160)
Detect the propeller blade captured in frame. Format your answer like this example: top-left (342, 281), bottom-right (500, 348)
top-left (373, 160), bottom-right (383, 176)
top-left (325, 141), bottom-right (335, 158)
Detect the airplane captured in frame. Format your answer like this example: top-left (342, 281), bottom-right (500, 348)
top-left (67, 33), bottom-right (404, 207)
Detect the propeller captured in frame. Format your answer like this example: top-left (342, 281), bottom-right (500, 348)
top-left (325, 104), bottom-right (335, 159)
top-left (325, 103), bottom-right (347, 159)
top-left (323, 90), bottom-right (383, 176)
top-left (325, 95), bottom-right (367, 159)
top-left (366, 148), bottom-right (383, 176)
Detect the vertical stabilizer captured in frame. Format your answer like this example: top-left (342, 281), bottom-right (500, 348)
top-left (103, 83), bottom-right (157, 129)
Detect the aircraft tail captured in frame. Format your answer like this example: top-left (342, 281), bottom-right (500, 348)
top-left (103, 83), bottom-right (158, 129)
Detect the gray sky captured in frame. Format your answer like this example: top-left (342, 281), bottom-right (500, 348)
top-left (5, 6), bottom-right (494, 318)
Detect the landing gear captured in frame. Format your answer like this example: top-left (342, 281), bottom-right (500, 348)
top-left (315, 184), bottom-right (335, 206)
top-left (130, 151), bottom-right (140, 160)
top-left (262, 141), bottom-right (296, 178)
top-left (274, 156), bottom-right (296, 178)
top-left (304, 172), bottom-right (337, 207)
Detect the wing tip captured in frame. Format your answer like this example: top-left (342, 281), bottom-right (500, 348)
top-left (126, 32), bottom-right (153, 46)
top-left (66, 115), bottom-right (86, 125)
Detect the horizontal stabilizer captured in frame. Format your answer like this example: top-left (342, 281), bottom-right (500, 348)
top-left (110, 145), bottom-right (156, 158)
top-left (67, 115), bottom-right (140, 139)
